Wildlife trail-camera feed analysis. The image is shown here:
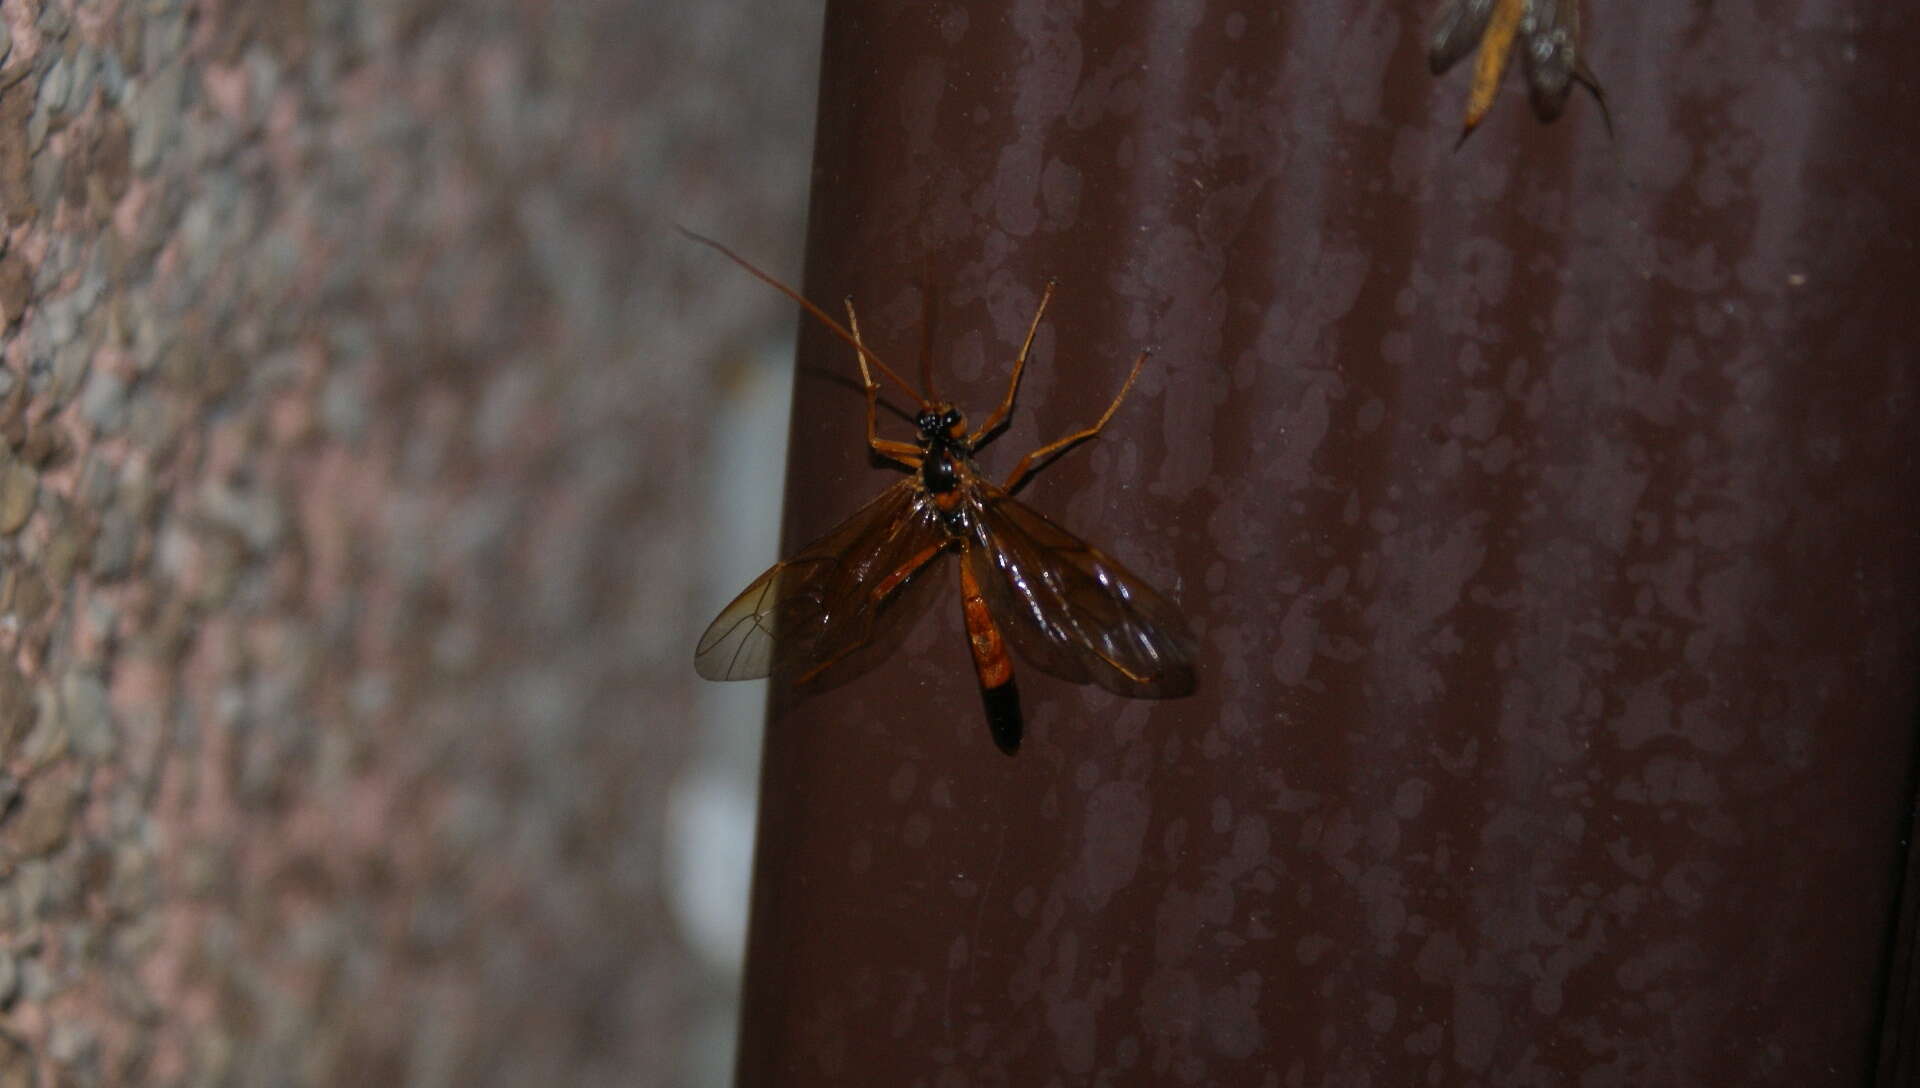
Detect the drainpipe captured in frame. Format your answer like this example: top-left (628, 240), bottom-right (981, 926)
top-left (737, 3), bottom-right (1920, 1083)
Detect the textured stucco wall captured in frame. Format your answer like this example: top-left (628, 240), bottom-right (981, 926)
top-left (0, 1), bottom-right (817, 1084)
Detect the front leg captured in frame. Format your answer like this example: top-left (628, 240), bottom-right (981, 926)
top-left (844, 299), bottom-right (923, 469)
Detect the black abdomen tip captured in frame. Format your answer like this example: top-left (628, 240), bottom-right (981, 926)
top-left (982, 681), bottom-right (1023, 755)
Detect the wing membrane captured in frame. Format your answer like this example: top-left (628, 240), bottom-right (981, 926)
top-left (1429, 0), bottom-right (1495, 74)
top-left (696, 479), bottom-right (950, 689)
top-left (964, 485), bottom-right (1196, 698)
top-left (1521, 0), bottom-right (1578, 115)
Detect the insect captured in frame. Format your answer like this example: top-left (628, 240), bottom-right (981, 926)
top-left (685, 228), bottom-right (1197, 754)
top-left (1428, 0), bottom-right (1611, 143)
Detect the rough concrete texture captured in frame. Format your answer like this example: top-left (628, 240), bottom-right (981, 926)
top-left (0, 1), bottom-right (819, 1084)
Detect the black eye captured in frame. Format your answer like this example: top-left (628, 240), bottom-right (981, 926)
top-left (916, 412), bottom-right (936, 430)
top-left (943, 409), bottom-right (960, 428)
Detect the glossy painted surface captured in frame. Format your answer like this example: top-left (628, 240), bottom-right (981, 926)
top-left (739, 2), bottom-right (1920, 1083)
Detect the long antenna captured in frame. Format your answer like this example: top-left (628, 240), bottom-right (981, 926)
top-left (917, 255), bottom-right (939, 402)
top-left (676, 226), bottom-right (924, 405)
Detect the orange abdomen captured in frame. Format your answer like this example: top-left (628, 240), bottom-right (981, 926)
top-left (959, 559), bottom-right (1012, 689)
top-left (1466, 0), bottom-right (1525, 128)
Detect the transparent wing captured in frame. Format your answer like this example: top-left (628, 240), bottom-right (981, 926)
top-left (1521, 0), bottom-right (1578, 115)
top-left (964, 484), bottom-right (1196, 698)
top-left (1429, 0), bottom-right (1495, 74)
top-left (696, 479), bottom-right (950, 690)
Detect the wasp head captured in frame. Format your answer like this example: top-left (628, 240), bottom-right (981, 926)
top-left (915, 404), bottom-right (966, 444)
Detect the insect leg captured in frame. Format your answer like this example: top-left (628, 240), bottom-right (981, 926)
top-left (794, 542), bottom-right (947, 687)
top-left (969, 280), bottom-right (1057, 447)
top-left (1001, 350), bottom-right (1148, 493)
top-left (844, 299), bottom-right (924, 468)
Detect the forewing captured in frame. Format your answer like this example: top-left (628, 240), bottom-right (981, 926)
top-left (1429, 0), bottom-right (1495, 74)
top-left (696, 479), bottom-right (950, 689)
top-left (965, 485), bottom-right (1196, 698)
top-left (1520, 0), bottom-right (1578, 115)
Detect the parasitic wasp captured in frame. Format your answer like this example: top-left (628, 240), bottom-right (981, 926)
top-left (1428, 0), bottom-right (1612, 143)
top-left (686, 229), bottom-right (1196, 754)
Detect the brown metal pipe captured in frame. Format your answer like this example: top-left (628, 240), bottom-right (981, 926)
top-left (737, 2), bottom-right (1920, 1082)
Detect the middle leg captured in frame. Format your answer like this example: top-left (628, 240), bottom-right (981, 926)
top-left (1002, 350), bottom-right (1149, 493)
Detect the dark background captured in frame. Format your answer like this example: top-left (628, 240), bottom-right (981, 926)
top-left (740, 2), bottom-right (1920, 1085)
